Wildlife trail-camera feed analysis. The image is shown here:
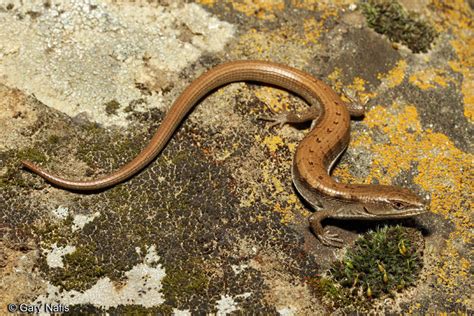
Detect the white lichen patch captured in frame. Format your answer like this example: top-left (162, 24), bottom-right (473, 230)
top-left (45, 244), bottom-right (76, 268)
top-left (0, 1), bottom-right (234, 127)
top-left (37, 244), bottom-right (165, 308)
top-left (172, 309), bottom-right (192, 316)
top-left (71, 212), bottom-right (100, 231)
top-left (35, 262), bottom-right (166, 308)
top-left (231, 263), bottom-right (249, 275)
top-left (51, 206), bottom-right (69, 219)
top-left (215, 293), bottom-right (252, 315)
top-left (143, 245), bottom-right (160, 265)
top-left (278, 306), bottom-right (296, 315)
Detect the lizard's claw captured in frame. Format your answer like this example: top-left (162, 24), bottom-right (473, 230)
top-left (317, 229), bottom-right (344, 248)
top-left (258, 112), bottom-right (290, 129)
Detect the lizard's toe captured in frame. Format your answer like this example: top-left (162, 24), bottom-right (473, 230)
top-left (258, 113), bottom-right (290, 128)
top-left (318, 230), bottom-right (344, 247)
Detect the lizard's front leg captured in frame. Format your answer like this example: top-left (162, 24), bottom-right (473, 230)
top-left (308, 210), bottom-right (344, 247)
top-left (259, 104), bottom-right (322, 128)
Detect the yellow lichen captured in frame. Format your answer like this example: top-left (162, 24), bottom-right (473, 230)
top-left (231, 0), bottom-right (285, 20)
top-left (347, 76), bottom-right (377, 105)
top-left (290, 0), bottom-right (348, 17)
top-left (435, 238), bottom-right (471, 290)
top-left (273, 202), bottom-right (295, 224)
top-left (377, 60), bottom-right (407, 88)
top-left (287, 142), bottom-right (297, 154)
top-left (328, 67), bottom-right (343, 91)
top-left (409, 68), bottom-right (455, 90)
top-left (286, 193), bottom-right (299, 205)
top-left (231, 28), bottom-right (315, 63)
top-left (262, 135), bottom-right (285, 153)
top-left (430, 0), bottom-right (474, 122)
top-left (195, 0), bottom-right (216, 5)
top-left (303, 18), bottom-right (323, 44)
top-left (348, 77), bottom-right (366, 92)
top-left (254, 86), bottom-right (290, 113)
top-left (348, 105), bottom-right (472, 229)
top-left (271, 176), bottom-right (284, 193)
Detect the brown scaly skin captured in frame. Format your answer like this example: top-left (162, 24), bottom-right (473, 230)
top-left (22, 61), bottom-right (427, 246)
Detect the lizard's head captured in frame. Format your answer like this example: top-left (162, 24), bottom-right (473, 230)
top-left (362, 187), bottom-right (427, 218)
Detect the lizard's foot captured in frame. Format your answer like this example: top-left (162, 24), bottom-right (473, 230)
top-left (317, 229), bottom-right (344, 248)
top-left (308, 212), bottom-right (344, 247)
top-left (341, 87), bottom-right (365, 117)
top-left (259, 104), bottom-right (322, 128)
top-left (258, 112), bottom-right (291, 128)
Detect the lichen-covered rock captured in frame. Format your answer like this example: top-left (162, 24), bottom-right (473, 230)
top-left (0, 0), bottom-right (472, 314)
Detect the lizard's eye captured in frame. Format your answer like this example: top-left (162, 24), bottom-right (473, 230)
top-left (392, 201), bottom-right (404, 209)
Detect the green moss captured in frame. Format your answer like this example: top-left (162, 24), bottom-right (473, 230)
top-left (105, 99), bottom-right (120, 115)
top-left (361, 0), bottom-right (437, 53)
top-left (331, 225), bottom-right (423, 298)
top-left (48, 134), bottom-right (61, 144)
top-left (17, 147), bottom-right (48, 163)
top-left (162, 263), bottom-right (209, 305)
top-left (108, 304), bottom-right (173, 315)
top-left (53, 244), bottom-right (106, 291)
top-left (0, 166), bottom-right (26, 188)
top-left (310, 226), bottom-right (423, 311)
top-left (308, 276), bottom-right (347, 303)
top-left (0, 147), bottom-right (49, 188)
top-left (33, 221), bottom-right (70, 248)
top-left (74, 121), bottom-right (144, 169)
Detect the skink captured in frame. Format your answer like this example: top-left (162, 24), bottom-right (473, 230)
top-left (22, 60), bottom-right (426, 246)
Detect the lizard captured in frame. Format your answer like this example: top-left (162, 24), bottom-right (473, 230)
top-left (22, 60), bottom-right (427, 246)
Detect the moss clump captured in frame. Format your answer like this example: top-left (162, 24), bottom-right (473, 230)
top-left (331, 226), bottom-right (423, 299)
top-left (74, 121), bottom-right (144, 169)
top-left (310, 226), bottom-right (423, 311)
top-left (48, 134), bottom-right (61, 144)
top-left (162, 263), bottom-right (209, 305)
top-left (108, 304), bottom-right (173, 315)
top-left (104, 99), bottom-right (120, 115)
top-left (308, 276), bottom-right (352, 307)
top-left (361, 0), bottom-right (437, 53)
top-left (0, 147), bottom-right (48, 187)
top-left (53, 244), bottom-right (106, 291)
top-left (17, 147), bottom-right (48, 163)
